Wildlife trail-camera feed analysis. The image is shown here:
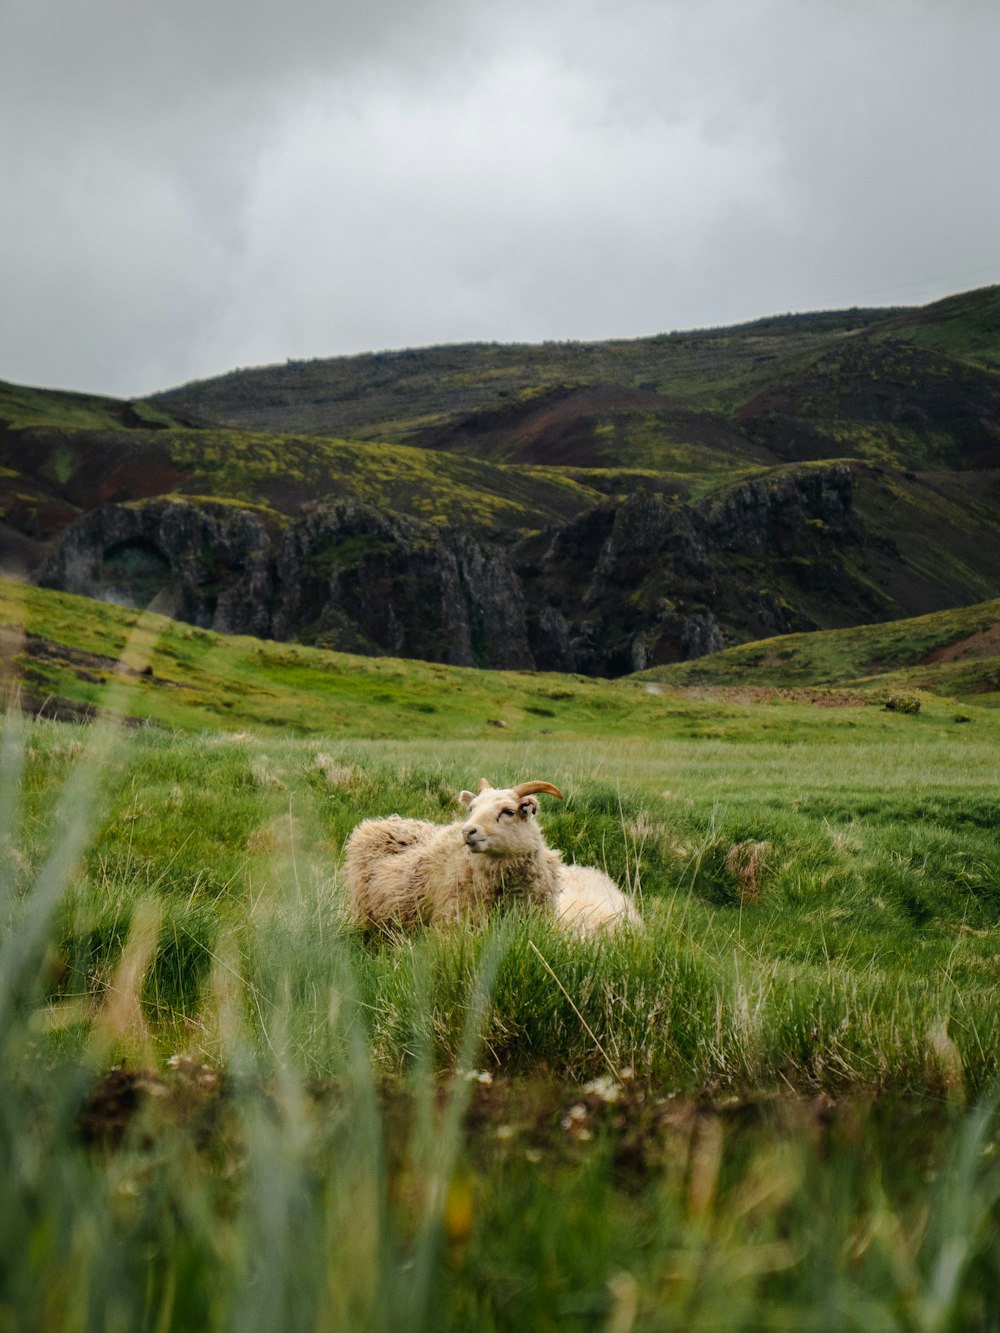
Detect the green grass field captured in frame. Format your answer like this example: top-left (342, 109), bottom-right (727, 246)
top-left (3, 581), bottom-right (1000, 1329)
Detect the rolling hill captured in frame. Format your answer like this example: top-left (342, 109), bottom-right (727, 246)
top-left (2, 286), bottom-right (999, 675)
top-left (3, 576), bottom-right (997, 739)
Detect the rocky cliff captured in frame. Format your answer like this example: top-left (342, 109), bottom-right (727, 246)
top-left (517, 462), bottom-right (862, 673)
top-left (44, 463), bottom-right (877, 676)
top-left (46, 497), bottom-right (533, 670)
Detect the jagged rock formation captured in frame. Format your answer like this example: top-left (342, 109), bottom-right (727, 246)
top-left (517, 463), bottom-right (863, 673)
top-left (268, 501), bottom-right (533, 668)
top-left (44, 463), bottom-right (873, 677)
top-left (45, 497), bottom-right (533, 670)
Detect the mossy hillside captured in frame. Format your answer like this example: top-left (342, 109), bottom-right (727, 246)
top-left (164, 428), bottom-right (605, 533)
top-left (523, 464), bottom-right (761, 504)
top-left (148, 310), bottom-right (896, 441)
top-left (0, 421), bottom-right (606, 540)
top-left (876, 284), bottom-right (1000, 371)
top-left (850, 469), bottom-right (1000, 612)
top-left (147, 292), bottom-right (996, 458)
top-left (0, 379), bottom-right (186, 432)
top-left (671, 462), bottom-right (1000, 640)
top-left (729, 465), bottom-right (1000, 633)
top-left (1, 423), bottom-right (192, 540)
top-left (736, 337), bottom-right (1000, 471)
top-left (409, 387), bottom-right (781, 477)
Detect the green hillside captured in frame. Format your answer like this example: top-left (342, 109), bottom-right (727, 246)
top-left (4, 577), bottom-right (997, 747)
top-left (876, 284), bottom-right (1000, 370)
top-left (638, 594), bottom-right (1000, 700)
top-left (0, 378), bottom-right (186, 432)
top-left (149, 307), bottom-right (899, 442)
top-left (1, 421), bottom-right (603, 542)
top-left (3, 285), bottom-right (999, 677)
top-left (0, 575), bottom-right (743, 738)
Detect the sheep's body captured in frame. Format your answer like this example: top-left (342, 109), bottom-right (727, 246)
top-left (343, 799), bottom-right (562, 929)
top-left (342, 779), bottom-right (641, 936)
top-left (555, 864), bottom-right (642, 936)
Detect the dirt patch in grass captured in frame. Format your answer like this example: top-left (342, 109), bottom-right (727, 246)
top-left (691, 685), bottom-right (866, 708)
top-left (77, 1060), bottom-right (226, 1148)
top-left (923, 622), bottom-right (1000, 664)
top-left (75, 1062), bottom-right (864, 1173)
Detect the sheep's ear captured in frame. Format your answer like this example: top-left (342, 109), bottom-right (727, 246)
top-left (478, 777), bottom-right (491, 792)
top-left (517, 796), bottom-right (539, 819)
top-left (458, 790), bottom-right (476, 807)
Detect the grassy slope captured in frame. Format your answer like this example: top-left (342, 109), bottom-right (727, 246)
top-left (0, 378), bottom-right (186, 432)
top-left (0, 575), bottom-right (894, 737)
top-left (148, 309), bottom-right (896, 440)
top-left (639, 592), bottom-right (1000, 696)
top-left (5, 577), bottom-right (1000, 743)
top-left (3, 575), bottom-right (999, 1089)
top-left (4, 573), bottom-right (1000, 1088)
top-left (875, 284), bottom-right (1000, 370)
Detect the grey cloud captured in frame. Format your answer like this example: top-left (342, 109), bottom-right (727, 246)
top-left (2, 0), bottom-right (998, 396)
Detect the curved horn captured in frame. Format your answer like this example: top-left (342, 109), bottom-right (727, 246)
top-left (514, 781), bottom-right (563, 800)
top-left (478, 777), bottom-right (491, 792)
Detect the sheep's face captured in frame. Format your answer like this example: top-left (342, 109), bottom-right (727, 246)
top-left (457, 781), bottom-right (561, 857)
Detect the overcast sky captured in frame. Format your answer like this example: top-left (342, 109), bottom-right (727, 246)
top-left (2, 0), bottom-right (998, 398)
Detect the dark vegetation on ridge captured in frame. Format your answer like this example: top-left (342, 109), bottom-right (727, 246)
top-left (2, 286), bottom-right (999, 675)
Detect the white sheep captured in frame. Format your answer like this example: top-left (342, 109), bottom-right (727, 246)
top-left (342, 778), bottom-right (641, 936)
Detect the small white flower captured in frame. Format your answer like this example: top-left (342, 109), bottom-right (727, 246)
top-left (561, 1103), bottom-right (588, 1129)
top-left (582, 1074), bottom-right (620, 1103)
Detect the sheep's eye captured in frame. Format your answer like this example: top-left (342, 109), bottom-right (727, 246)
top-left (498, 808), bottom-right (515, 820)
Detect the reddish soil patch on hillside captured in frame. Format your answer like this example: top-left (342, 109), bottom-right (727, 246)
top-left (93, 456), bottom-right (188, 507)
top-left (923, 623), bottom-right (1000, 665)
top-left (415, 385), bottom-right (772, 468)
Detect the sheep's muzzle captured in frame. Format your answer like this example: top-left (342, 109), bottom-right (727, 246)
top-left (463, 826), bottom-right (488, 852)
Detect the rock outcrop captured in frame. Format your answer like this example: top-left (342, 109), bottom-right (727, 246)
top-left (517, 464), bottom-right (860, 674)
top-left (48, 497), bottom-right (276, 637)
top-left (44, 463), bottom-right (869, 677)
top-left (44, 497), bottom-right (533, 670)
top-left (268, 500), bottom-right (533, 668)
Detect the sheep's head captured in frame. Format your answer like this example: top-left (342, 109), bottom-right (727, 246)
top-left (457, 779), bottom-right (563, 856)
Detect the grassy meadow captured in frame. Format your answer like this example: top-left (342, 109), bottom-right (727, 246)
top-left (3, 580), bottom-right (1000, 1329)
